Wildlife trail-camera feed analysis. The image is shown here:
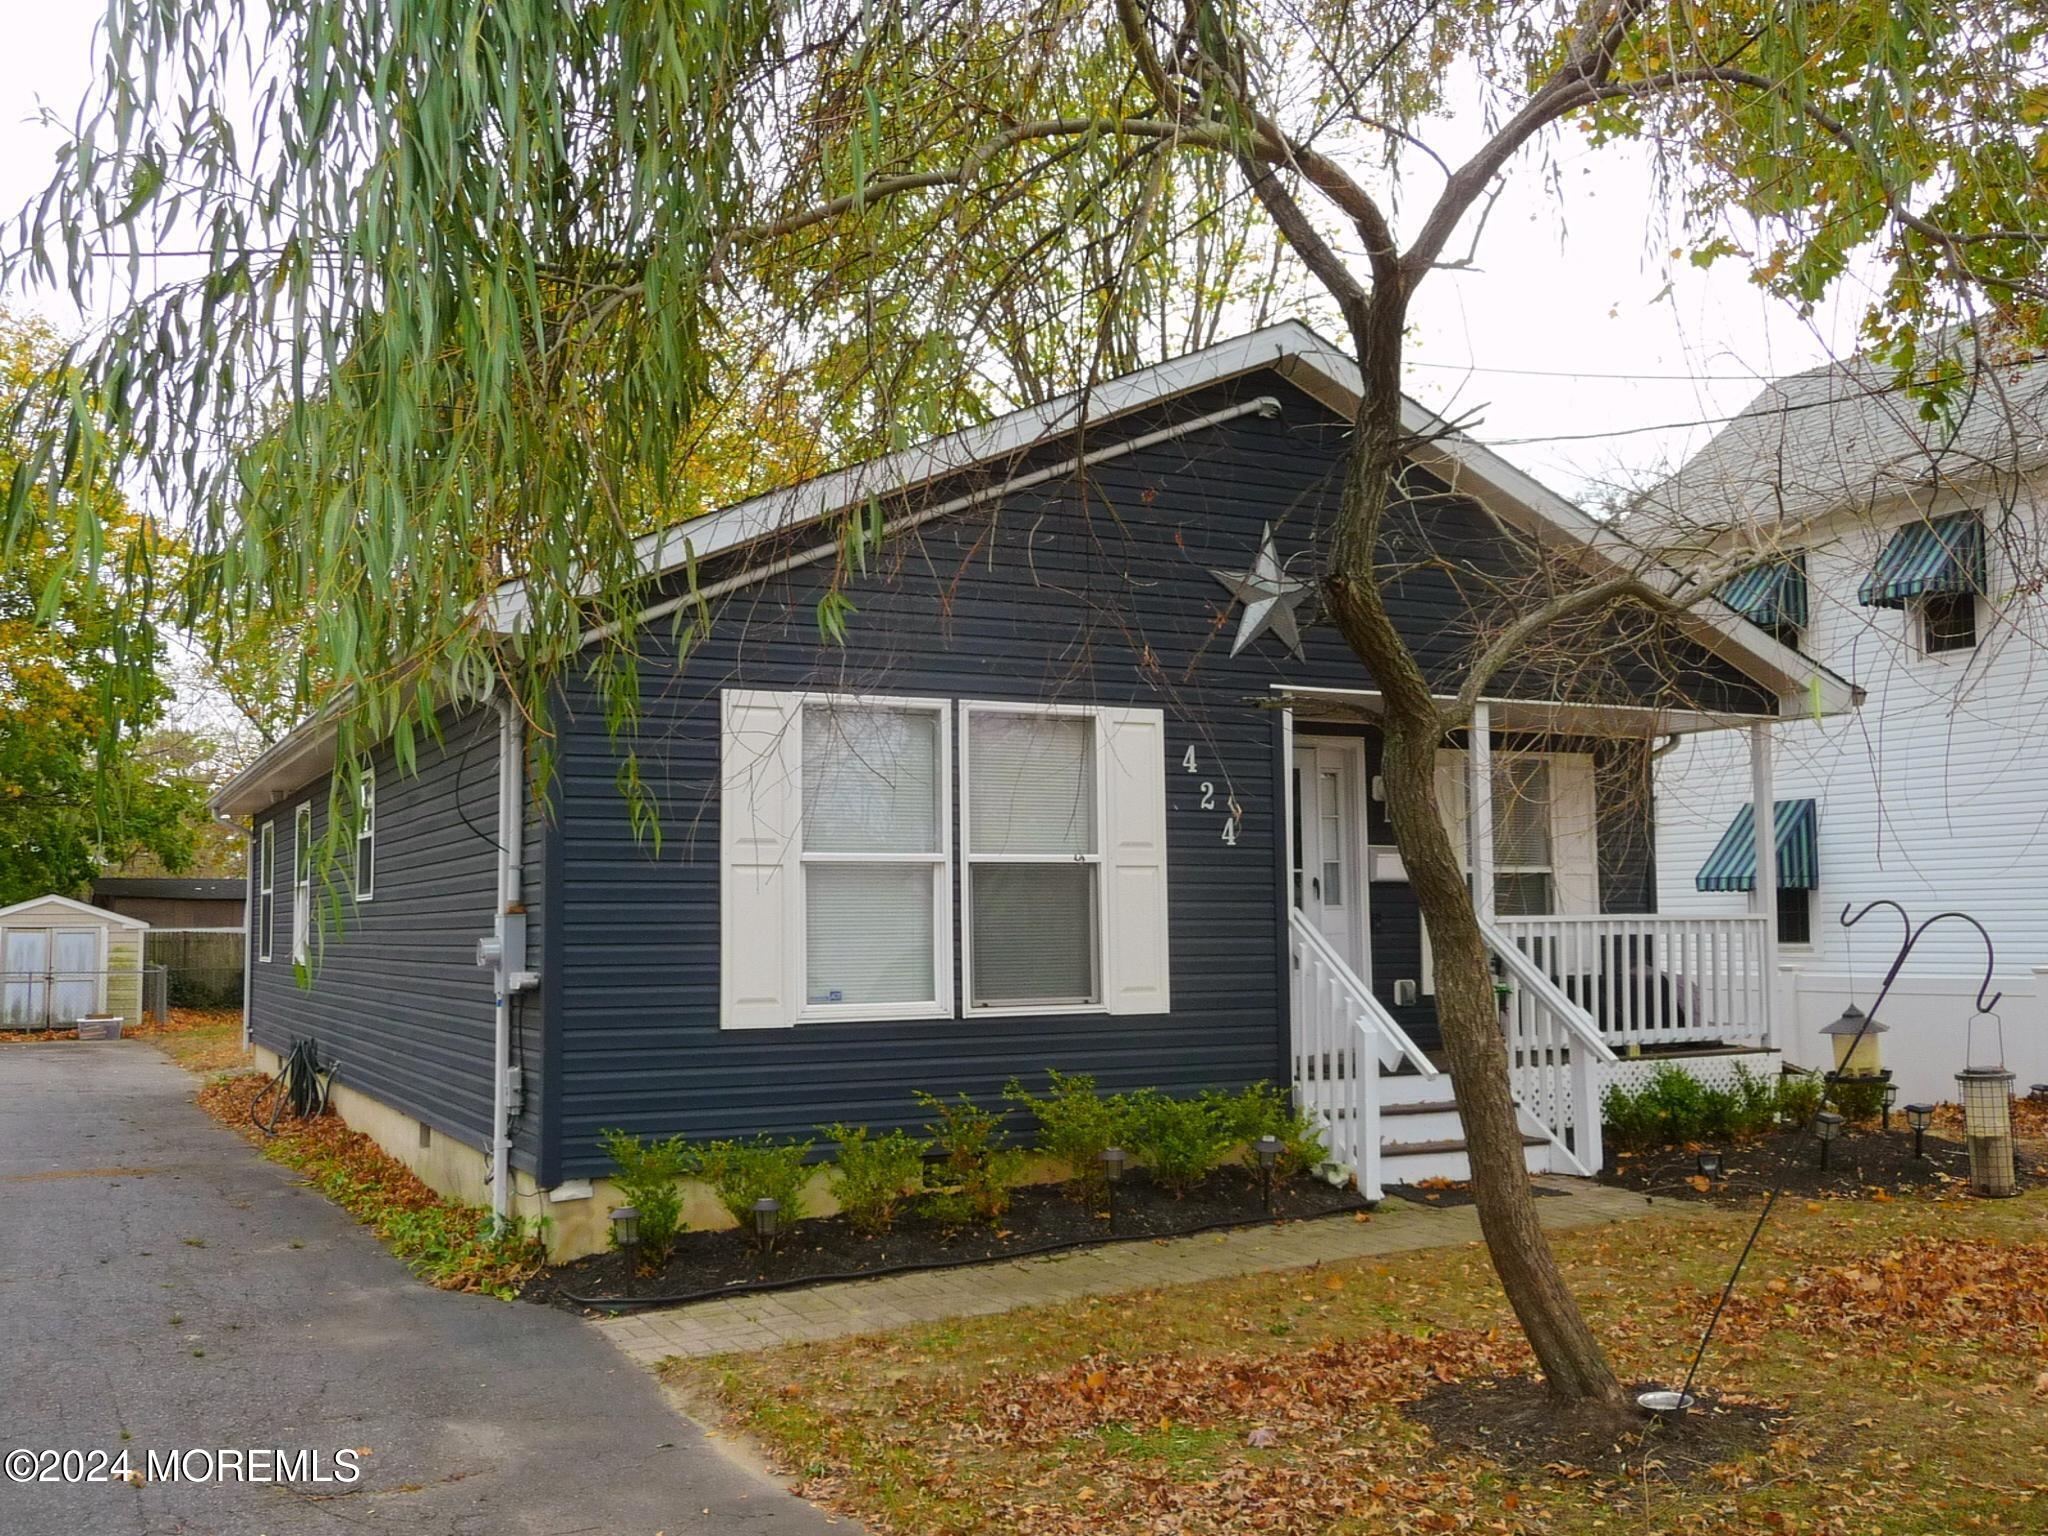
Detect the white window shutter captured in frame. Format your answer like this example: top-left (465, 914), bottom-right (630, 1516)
top-left (1550, 753), bottom-right (1599, 914)
top-left (721, 689), bottom-right (803, 1029)
top-left (1098, 707), bottom-right (1170, 1015)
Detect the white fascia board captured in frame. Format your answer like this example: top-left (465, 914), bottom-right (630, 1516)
top-left (0, 892), bottom-right (151, 929)
top-left (1272, 683), bottom-right (1787, 737)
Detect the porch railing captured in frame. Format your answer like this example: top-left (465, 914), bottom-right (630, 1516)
top-left (1481, 921), bottom-right (1618, 1178)
top-left (1491, 913), bottom-right (1773, 1052)
top-left (1288, 909), bottom-right (1437, 1202)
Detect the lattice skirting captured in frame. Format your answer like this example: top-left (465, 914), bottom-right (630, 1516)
top-left (1598, 1050), bottom-right (1785, 1100)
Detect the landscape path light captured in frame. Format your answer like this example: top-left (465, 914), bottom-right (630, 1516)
top-left (1100, 1146), bottom-right (1127, 1232)
top-left (1814, 1111), bottom-right (1844, 1169)
top-left (610, 1205), bottom-right (641, 1295)
top-left (1904, 1103), bottom-right (1934, 1159)
top-left (752, 1196), bottom-right (782, 1261)
top-left (1254, 1135), bottom-right (1284, 1214)
top-left (1696, 1150), bottom-right (1722, 1181)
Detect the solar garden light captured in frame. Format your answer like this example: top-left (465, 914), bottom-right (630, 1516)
top-left (1904, 1103), bottom-right (1935, 1159)
top-left (610, 1206), bottom-right (641, 1294)
top-left (2029, 1083), bottom-right (2048, 1105)
top-left (1880, 1080), bottom-right (1900, 1131)
top-left (1955, 1068), bottom-right (2018, 1197)
top-left (1813, 1111), bottom-right (1845, 1169)
top-left (752, 1196), bottom-right (782, 1256)
top-left (1100, 1146), bottom-right (1127, 1232)
top-left (1696, 1150), bottom-right (1723, 1181)
top-left (1254, 1135), bottom-right (1284, 1214)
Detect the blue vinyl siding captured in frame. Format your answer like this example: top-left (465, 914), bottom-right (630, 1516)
top-left (536, 372), bottom-right (1767, 1179)
top-left (246, 709), bottom-right (545, 1169)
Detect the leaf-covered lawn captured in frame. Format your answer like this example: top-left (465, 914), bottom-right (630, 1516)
top-left (130, 1006), bottom-right (250, 1075)
top-left (672, 1190), bottom-right (2048, 1534)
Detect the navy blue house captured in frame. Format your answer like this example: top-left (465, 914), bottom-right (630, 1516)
top-left (213, 323), bottom-right (1858, 1251)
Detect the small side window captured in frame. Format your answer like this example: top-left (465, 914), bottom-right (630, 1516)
top-left (1776, 886), bottom-right (1814, 947)
top-left (257, 822), bottom-right (275, 963)
top-left (356, 770), bottom-right (376, 901)
top-left (1921, 592), bottom-right (1977, 654)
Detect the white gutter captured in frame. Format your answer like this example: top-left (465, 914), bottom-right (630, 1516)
top-left (582, 394), bottom-right (1287, 647)
top-left (488, 691), bottom-right (526, 1226)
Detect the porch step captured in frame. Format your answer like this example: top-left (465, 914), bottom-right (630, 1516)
top-left (1381, 1132), bottom-right (1550, 1185)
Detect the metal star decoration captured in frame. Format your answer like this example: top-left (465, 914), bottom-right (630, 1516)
top-left (1212, 523), bottom-right (1311, 658)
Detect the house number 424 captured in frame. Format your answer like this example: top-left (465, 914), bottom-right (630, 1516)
top-left (1181, 746), bottom-right (1244, 845)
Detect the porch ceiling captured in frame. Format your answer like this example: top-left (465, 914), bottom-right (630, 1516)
top-left (1269, 683), bottom-right (1783, 739)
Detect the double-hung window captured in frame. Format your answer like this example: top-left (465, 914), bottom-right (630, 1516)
top-left (292, 804), bottom-right (312, 965)
top-left (963, 706), bottom-right (1101, 1011)
top-left (1490, 758), bottom-right (1554, 916)
top-left (355, 769), bottom-right (376, 900)
top-left (258, 822), bottom-right (275, 963)
top-left (720, 688), bottom-right (1169, 1029)
top-left (798, 700), bottom-right (951, 1017)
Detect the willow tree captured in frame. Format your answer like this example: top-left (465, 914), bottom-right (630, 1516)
top-left (8, 0), bottom-right (2043, 1408)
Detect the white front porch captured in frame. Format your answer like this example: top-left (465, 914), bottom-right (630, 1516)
top-left (1284, 694), bottom-right (1787, 1195)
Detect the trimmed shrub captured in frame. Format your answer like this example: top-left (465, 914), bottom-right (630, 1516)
top-left (1214, 1082), bottom-right (1326, 1179)
top-left (916, 1090), bottom-right (1024, 1228)
top-left (689, 1135), bottom-right (813, 1229)
top-left (1006, 1070), bottom-right (1125, 1197)
top-left (822, 1124), bottom-right (928, 1236)
top-left (1826, 1076), bottom-right (1890, 1124)
top-left (597, 1127), bottom-right (690, 1266)
top-left (1601, 1064), bottom-right (1826, 1151)
top-left (1120, 1089), bottom-right (1235, 1195)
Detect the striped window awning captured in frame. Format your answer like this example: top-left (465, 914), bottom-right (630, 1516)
top-left (1695, 799), bottom-right (1819, 892)
top-left (1857, 512), bottom-right (1984, 608)
top-left (1718, 556), bottom-right (1809, 630)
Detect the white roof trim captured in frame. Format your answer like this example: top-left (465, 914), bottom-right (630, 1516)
top-left (223, 321), bottom-right (1856, 814)
top-left (1271, 683), bottom-right (1817, 737)
top-left (0, 893), bottom-right (150, 929)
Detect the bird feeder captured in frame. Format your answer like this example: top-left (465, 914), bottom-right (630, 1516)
top-left (1954, 1068), bottom-right (2017, 1197)
top-left (1821, 1004), bottom-right (1888, 1077)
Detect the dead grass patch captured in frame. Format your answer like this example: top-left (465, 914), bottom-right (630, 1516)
top-left (197, 1071), bottom-right (542, 1298)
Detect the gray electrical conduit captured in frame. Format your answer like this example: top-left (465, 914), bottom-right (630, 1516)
top-left (578, 394), bottom-right (1285, 649)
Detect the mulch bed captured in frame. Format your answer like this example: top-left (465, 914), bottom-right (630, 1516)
top-left (1602, 1122), bottom-right (2048, 1202)
top-left (525, 1165), bottom-right (1373, 1312)
top-left (1405, 1376), bottom-right (1790, 1483)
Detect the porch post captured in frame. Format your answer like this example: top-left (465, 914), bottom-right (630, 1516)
top-left (1749, 722), bottom-right (1778, 1044)
top-left (1468, 702), bottom-right (1495, 921)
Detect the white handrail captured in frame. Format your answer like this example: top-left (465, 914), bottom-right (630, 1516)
top-left (1289, 912), bottom-right (1440, 1078)
top-left (1480, 917), bottom-right (1613, 1178)
top-left (1480, 921), bottom-right (1618, 1064)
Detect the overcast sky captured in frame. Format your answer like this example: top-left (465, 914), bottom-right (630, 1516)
top-left (0, 9), bottom-right (1875, 503)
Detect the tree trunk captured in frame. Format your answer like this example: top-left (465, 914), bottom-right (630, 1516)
top-left (1320, 297), bottom-right (1626, 1408)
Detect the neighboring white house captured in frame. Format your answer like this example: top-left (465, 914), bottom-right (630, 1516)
top-left (1641, 334), bottom-right (2048, 1103)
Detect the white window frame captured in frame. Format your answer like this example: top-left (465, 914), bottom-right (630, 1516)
top-left (258, 821), bottom-right (275, 963)
top-left (1918, 590), bottom-right (1979, 656)
top-left (959, 701), bottom-right (1108, 1018)
top-left (291, 803), bottom-right (312, 966)
top-left (355, 769), bottom-right (376, 901)
top-left (795, 694), bottom-right (955, 1025)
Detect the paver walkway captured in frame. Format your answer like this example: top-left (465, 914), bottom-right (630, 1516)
top-left (597, 1177), bottom-right (1653, 1364)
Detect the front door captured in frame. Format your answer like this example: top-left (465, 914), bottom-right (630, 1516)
top-left (1292, 738), bottom-right (1367, 978)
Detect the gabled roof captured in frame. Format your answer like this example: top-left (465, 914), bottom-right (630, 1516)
top-left (0, 892), bottom-right (150, 929)
top-left (216, 322), bottom-right (1857, 817)
top-left (1634, 331), bottom-right (2048, 542)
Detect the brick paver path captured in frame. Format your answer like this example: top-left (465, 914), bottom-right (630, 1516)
top-left (595, 1177), bottom-right (1654, 1364)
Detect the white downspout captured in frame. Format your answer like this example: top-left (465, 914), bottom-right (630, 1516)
top-left (490, 693), bottom-right (525, 1225)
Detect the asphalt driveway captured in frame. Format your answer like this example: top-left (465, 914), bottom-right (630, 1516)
top-left (0, 1042), bottom-right (847, 1535)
